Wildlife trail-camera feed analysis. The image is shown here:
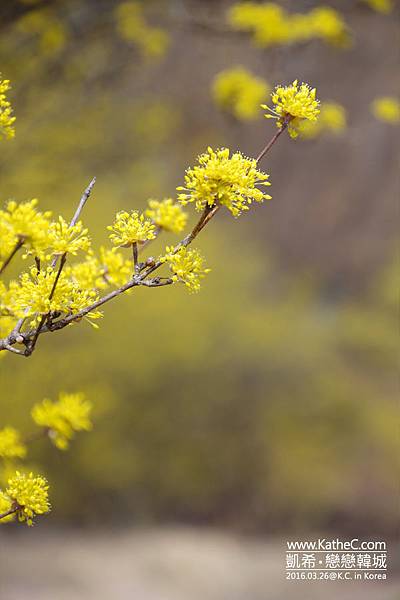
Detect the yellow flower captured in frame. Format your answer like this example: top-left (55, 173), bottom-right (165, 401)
top-left (161, 246), bottom-right (210, 293)
top-left (0, 491), bottom-right (14, 523)
top-left (262, 80), bottom-right (320, 138)
top-left (212, 67), bottom-right (270, 121)
top-left (115, 1), bottom-right (169, 59)
top-left (371, 97), bottom-right (400, 124)
top-left (31, 392), bottom-right (92, 450)
top-left (6, 471), bottom-right (50, 526)
top-left (298, 102), bottom-right (347, 139)
top-left (146, 198), bottom-right (188, 234)
top-left (48, 216), bottom-right (91, 256)
top-left (227, 3), bottom-right (348, 48)
top-left (108, 210), bottom-right (156, 247)
top-left (0, 77), bottom-right (16, 140)
top-left (10, 267), bottom-right (101, 325)
top-left (0, 427), bottom-right (27, 459)
top-left (364, 0), bottom-right (393, 13)
top-left (0, 199), bottom-right (52, 259)
top-left (178, 147), bottom-right (271, 217)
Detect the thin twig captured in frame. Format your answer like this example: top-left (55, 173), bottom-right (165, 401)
top-left (0, 505), bottom-right (18, 521)
top-left (0, 237), bottom-right (24, 275)
top-left (256, 119), bottom-right (291, 164)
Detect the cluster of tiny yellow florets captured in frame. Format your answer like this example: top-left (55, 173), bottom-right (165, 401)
top-left (48, 216), bottom-right (90, 256)
top-left (7, 267), bottom-right (101, 326)
top-left (178, 147), bottom-right (271, 217)
top-left (162, 246), bottom-right (210, 293)
top-left (108, 210), bottom-right (156, 247)
top-left (146, 198), bottom-right (188, 233)
top-left (262, 80), bottom-right (320, 138)
top-left (0, 77), bottom-right (16, 140)
top-left (228, 3), bottom-right (349, 48)
top-left (371, 97), bottom-right (400, 124)
top-left (115, 1), bottom-right (169, 59)
top-left (31, 392), bottom-right (93, 450)
top-left (0, 427), bottom-right (27, 459)
top-left (297, 102), bottom-right (347, 139)
top-left (212, 67), bottom-right (270, 121)
top-left (4, 472), bottom-right (50, 526)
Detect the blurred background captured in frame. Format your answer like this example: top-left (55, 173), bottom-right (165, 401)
top-left (0, 0), bottom-right (399, 598)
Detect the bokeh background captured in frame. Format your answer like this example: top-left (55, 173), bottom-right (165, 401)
top-left (0, 0), bottom-right (399, 598)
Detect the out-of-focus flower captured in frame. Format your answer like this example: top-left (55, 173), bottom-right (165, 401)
top-left (371, 97), bottom-right (400, 123)
top-left (146, 198), bottom-right (187, 234)
top-left (108, 210), bottom-right (156, 247)
top-left (0, 427), bottom-right (27, 460)
top-left (227, 2), bottom-right (348, 48)
top-left (115, 1), bottom-right (169, 59)
top-left (212, 67), bottom-right (270, 121)
top-left (31, 392), bottom-right (92, 450)
top-left (298, 102), bottom-right (347, 139)
top-left (363, 0), bottom-right (393, 13)
top-left (263, 80), bottom-right (320, 138)
top-left (178, 147), bottom-right (271, 217)
top-left (161, 246), bottom-right (210, 293)
top-left (0, 77), bottom-right (16, 140)
top-left (5, 471), bottom-right (50, 526)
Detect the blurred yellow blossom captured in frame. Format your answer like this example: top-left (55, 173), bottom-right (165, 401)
top-left (31, 392), bottom-right (92, 450)
top-left (178, 147), bottom-right (271, 217)
top-left (5, 471), bottom-right (50, 526)
top-left (371, 97), bottom-right (400, 123)
top-left (364, 0), bottom-right (393, 13)
top-left (227, 2), bottom-right (348, 48)
top-left (0, 77), bottom-right (15, 140)
top-left (212, 67), bottom-right (270, 121)
top-left (108, 210), bottom-right (156, 247)
top-left (263, 80), bottom-right (320, 138)
top-left (115, 1), bottom-right (169, 59)
top-left (298, 102), bottom-right (347, 139)
top-left (146, 198), bottom-right (188, 234)
top-left (0, 427), bottom-right (27, 460)
top-left (162, 246), bottom-right (210, 293)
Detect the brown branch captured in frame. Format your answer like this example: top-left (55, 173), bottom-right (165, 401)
top-left (0, 505), bottom-right (18, 522)
top-left (0, 237), bottom-right (24, 275)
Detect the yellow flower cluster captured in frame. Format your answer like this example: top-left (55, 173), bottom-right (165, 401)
top-left (228, 3), bottom-right (349, 48)
top-left (0, 199), bottom-right (52, 262)
top-left (371, 97), bottom-right (400, 124)
top-left (5, 471), bottom-right (50, 526)
top-left (68, 247), bottom-right (132, 290)
top-left (31, 392), bottom-right (92, 450)
top-left (108, 210), bottom-right (156, 247)
top-left (263, 80), bottom-right (320, 138)
top-left (364, 0), bottom-right (393, 13)
top-left (0, 77), bottom-right (16, 140)
top-left (298, 102), bottom-right (347, 139)
top-left (48, 216), bottom-right (90, 256)
top-left (146, 198), bottom-right (188, 234)
top-left (162, 247), bottom-right (210, 293)
top-left (178, 147), bottom-right (271, 217)
top-left (212, 67), bottom-right (270, 121)
top-left (0, 427), bottom-right (27, 459)
top-left (7, 267), bottom-right (101, 326)
top-left (115, 1), bottom-right (169, 59)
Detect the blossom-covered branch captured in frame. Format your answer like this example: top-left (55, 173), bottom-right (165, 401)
top-left (0, 79), bottom-right (320, 357)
